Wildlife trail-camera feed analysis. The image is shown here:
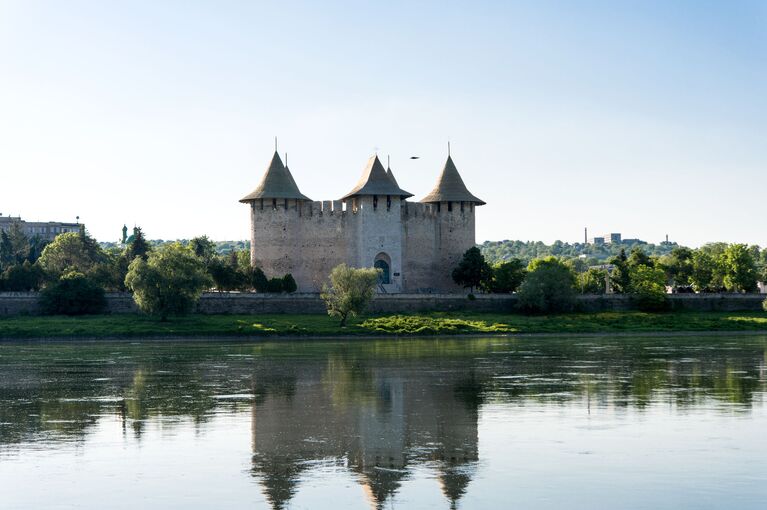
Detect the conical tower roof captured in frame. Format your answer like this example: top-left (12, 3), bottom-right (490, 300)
top-left (240, 151), bottom-right (312, 203)
top-left (386, 166), bottom-right (401, 188)
top-left (420, 155), bottom-right (485, 205)
top-left (341, 155), bottom-right (413, 201)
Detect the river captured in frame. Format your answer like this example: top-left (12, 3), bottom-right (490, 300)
top-left (1, 334), bottom-right (766, 509)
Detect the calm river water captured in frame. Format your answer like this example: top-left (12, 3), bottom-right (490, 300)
top-left (1, 335), bottom-right (766, 509)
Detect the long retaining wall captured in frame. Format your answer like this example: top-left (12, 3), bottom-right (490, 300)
top-left (0, 292), bottom-right (764, 316)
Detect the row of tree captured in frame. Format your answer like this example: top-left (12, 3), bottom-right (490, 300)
top-left (0, 226), bottom-right (297, 317)
top-left (452, 243), bottom-right (767, 313)
top-left (0, 226), bottom-right (295, 294)
top-left (454, 244), bottom-right (766, 295)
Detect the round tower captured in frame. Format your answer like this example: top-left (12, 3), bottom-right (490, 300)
top-left (239, 151), bottom-right (313, 289)
top-left (419, 154), bottom-right (486, 292)
top-left (341, 155), bottom-right (413, 293)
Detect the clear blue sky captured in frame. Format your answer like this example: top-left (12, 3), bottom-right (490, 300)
top-left (1, 0), bottom-right (765, 246)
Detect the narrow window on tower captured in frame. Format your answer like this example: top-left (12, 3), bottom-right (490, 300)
top-left (373, 195), bottom-right (378, 210)
top-left (447, 201), bottom-right (453, 212)
top-left (437, 202), bottom-right (441, 212)
top-left (460, 201), bottom-right (464, 212)
top-left (272, 198), bottom-right (277, 210)
top-left (386, 195), bottom-right (391, 210)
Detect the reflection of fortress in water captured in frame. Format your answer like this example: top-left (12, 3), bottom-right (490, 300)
top-left (250, 359), bottom-right (482, 510)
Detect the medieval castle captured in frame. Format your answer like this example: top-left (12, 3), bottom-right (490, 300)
top-left (240, 149), bottom-right (485, 293)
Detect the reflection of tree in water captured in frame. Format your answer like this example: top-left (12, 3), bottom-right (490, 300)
top-left (0, 343), bottom-right (253, 445)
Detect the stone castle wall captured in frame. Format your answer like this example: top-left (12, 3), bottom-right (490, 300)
top-left (248, 197), bottom-right (477, 293)
top-left (2, 292), bottom-right (764, 317)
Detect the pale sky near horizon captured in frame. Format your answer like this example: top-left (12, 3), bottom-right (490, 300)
top-left (1, 0), bottom-right (765, 246)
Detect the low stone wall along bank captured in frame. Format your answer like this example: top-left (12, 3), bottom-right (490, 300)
top-left (0, 292), bottom-right (765, 317)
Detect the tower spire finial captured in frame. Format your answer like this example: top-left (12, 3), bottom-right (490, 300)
top-left (274, 136), bottom-right (277, 152)
top-left (448, 140), bottom-right (451, 156)
top-left (387, 154), bottom-right (390, 168)
top-left (285, 152), bottom-right (288, 167)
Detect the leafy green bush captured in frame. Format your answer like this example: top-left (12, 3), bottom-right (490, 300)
top-left (38, 231), bottom-right (106, 280)
top-left (208, 257), bottom-right (246, 291)
top-left (321, 264), bottom-right (380, 326)
top-left (266, 277), bottom-right (284, 293)
top-left (630, 264), bottom-right (669, 311)
top-left (452, 247), bottom-right (492, 292)
top-left (282, 274), bottom-right (297, 293)
top-left (578, 268), bottom-right (607, 294)
top-left (0, 261), bottom-right (44, 291)
top-left (516, 257), bottom-right (576, 313)
top-left (125, 243), bottom-right (212, 320)
top-left (251, 267), bottom-right (269, 293)
top-left (721, 243), bottom-right (758, 292)
top-left (488, 259), bottom-right (526, 293)
top-left (39, 272), bottom-right (106, 315)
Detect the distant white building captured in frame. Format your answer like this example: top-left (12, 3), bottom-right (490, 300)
top-left (0, 214), bottom-right (80, 241)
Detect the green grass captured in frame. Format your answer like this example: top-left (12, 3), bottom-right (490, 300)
top-left (1, 310), bottom-right (766, 339)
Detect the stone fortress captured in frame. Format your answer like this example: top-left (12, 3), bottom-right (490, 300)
top-left (240, 148), bottom-right (485, 293)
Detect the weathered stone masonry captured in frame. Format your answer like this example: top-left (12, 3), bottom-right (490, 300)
top-left (240, 151), bottom-right (485, 293)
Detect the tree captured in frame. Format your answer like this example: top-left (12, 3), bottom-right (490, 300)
top-left (27, 235), bottom-right (49, 263)
top-left (190, 235), bottom-right (216, 262)
top-left (87, 249), bottom-right (130, 291)
top-left (516, 257), bottom-right (576, 313)
top-left (627, 247), bottom-right (653, 269)
top-left (39, 271), bottom-right (106, 315)
top-left (451, 247), bottom-right (492, 293)
top-left (488, 259), bottom-right (526, 293)
top-left (38, 231), bottom-right (106, 279)
top-left (608, 249), bottom-right (631, 294)
top-left (125, 227), bottom-right (150, 261)
top-left (266, 277), bottom-right (284, 293)
top-left (321, 264), bottom-right (379, 327)
top-left (282, 274), bottom-right (298, 293)
top-left (758, 248), bottom-right (767, 283)
top-left (251, 267), bottom-right (269, 293)
top-left (697, 243), bottom-right (728, 291)
top-left (690, 250), bottom-right (716, 292)
top-left (125, 243), bottom-right (212, 320)
top-left (659, 247), bottom-right (694, 289)
top-left (629, 264), bottom-right (668, 311)
top-left (721, 244), bottom-right (758, 292)
top-left (0, 222), bottom-right (30, 269)
top-left (0, 261), bottom-right (44, 291)
top-left (0, 230), bottom-right (14, 269)
top-left (207, 257), bottom-right (242, 291)
top-left (578, 268), bottom-right (607, 294)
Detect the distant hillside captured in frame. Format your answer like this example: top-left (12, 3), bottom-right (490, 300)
top-left (99, 238), bottom-right (680, 265)
top-left (100, 240), bottom-right (250, 254)
top-left (480, 239), bottom-right (680, 265)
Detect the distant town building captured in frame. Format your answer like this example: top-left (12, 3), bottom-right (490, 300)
top-left (586, 232), bottom-right (651, 245)
top-left (590, 237), bottom-right (605, 246)
top-left (0, 214), bottom-right (80, 241)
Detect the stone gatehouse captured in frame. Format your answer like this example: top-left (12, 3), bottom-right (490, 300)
top-left (240, 150), bottom-right (485, 293)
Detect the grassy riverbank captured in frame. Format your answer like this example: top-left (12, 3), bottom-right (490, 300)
top-left (1, 311), bottom-right (766, 339)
